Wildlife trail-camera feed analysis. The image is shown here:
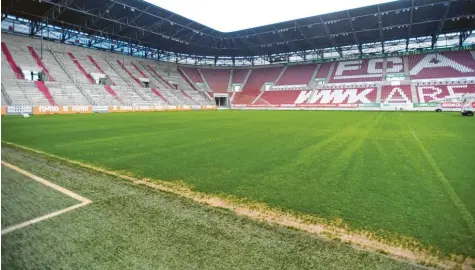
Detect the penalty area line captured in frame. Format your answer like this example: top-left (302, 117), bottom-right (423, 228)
top-left (1, 161), bottom-right (92, 235)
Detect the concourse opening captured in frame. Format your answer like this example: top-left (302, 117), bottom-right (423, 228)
top-left (214, 95), bottom-right (229, 108)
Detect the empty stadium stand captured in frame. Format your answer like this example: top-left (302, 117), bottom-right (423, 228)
top-left (409, 51), bottom-right (475, 79)
top-left (2, 33), bottom-right (475, 109)
top-left (416, 84), bottom-right (475, 103)
top-left (233, 67), bottom-right (282, 104)
top-left (329, 59), bottom-right (383, 83)
top-left (381, 85), bottom-right (413, 104)
top-left (200, 68), bottom-right (231, 93)
top-left (259, 91), bottom-right (304, 105)
top-left (1, 33), bottom-right (213, 106)
top-left (275, 64), bottom-right (317, 86)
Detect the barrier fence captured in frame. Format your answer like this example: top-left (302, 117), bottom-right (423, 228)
top-left (1, 105), bottom-right (217, 115)
top-left (2, 103), bottom-right (473, 115)
top-left (232, 102), bottom-right (475, 111)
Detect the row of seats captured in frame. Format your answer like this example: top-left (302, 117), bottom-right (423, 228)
top-left (408, 51), bottom-right (475, 79)
top-left (276, 64), bottom-right (316, 86)
top-left (238, 84), bottom-right (475, 106)
top-left (416, 84), bottom-right (475, 103)
top-left (3, 33), bottom-right (475, 107)
top-left (1, 34), bottom-right (214, 106)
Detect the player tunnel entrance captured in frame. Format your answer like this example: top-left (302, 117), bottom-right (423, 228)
top-left (214, 95), bottom-right (229, 108)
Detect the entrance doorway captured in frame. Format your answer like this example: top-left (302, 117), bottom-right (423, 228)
top-left (214, 96), bottom-right (229, 107)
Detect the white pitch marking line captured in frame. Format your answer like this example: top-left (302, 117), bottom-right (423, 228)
top-left (1, 161), bottom-right (92, 235)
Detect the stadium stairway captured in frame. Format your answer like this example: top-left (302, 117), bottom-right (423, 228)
top-left (1, 42), bottom-right (24, 79)
top-left (103, 57), bottom-right (135, 87)
top-left (159, 89), bottom-right (183, 105)
top-left (273, 65), bottom-right (288, 85)
top-left (4, 34), bottom-right (475, 108)
top-left (28, 46), bottom-right (55, 81)
top-left (131, 62), bottom-right (148, 78)
top-left (276, 64), bottom-right (316, 86)
top-left (200, 68), bottom-right (230, 93)
top-left (34, 81), bottom-right (56, 105)
top-left (308, 64), bottom-right (321, 86)
top-left (49, 49), bottom-right (95, 104)
top-left (241, 69), bottom-right (252, 89)
top-left (116, 60), bottom-right (143, 87)
top-left (88, 55), bottom-right (116, 85)
top-left (68, 52), bottom-right (95, 84)
top-left (231, 69), bottom-right (249, 86)
top-left (181, 90), bottom-right (192, 101)
top-left (326, 62), bottom-right (335, 82)
top-left (228, 69), bottom-right (234, 91)
top-left (135, 62), bottom-right (166, 89)
top-left (178, 67), bottom-right (200, 91)
top-left (410, 84), bottom-right (419, 103)
top-left (376, 85), bottom-right (382, 103)
top-left (133, 61), bottom-right (164, 89)
top-left (2, 80), bottom-right (29, 105)
top-left (104, 85), bottom-right (122, 103)
top-left (197, 69), bottom-right (212, 91)
top-left (152, 88), bottom-right (169, 104)
top-left (144, 63), bottom-right (173, 89)
top-left (1, 83), bottom-right (12, 105)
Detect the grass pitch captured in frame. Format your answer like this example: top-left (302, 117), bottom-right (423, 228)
top-left (1, 166), bottom-right (78, 228)
top-left (1, 147), bottom-right (420, 269)
top-left (2, 110), bottom-right (475, 258)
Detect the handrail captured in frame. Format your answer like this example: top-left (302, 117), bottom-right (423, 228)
top-left (49, 48), bottom-right (96, 105)
top-left (1, 82), bottom-right (13, 105)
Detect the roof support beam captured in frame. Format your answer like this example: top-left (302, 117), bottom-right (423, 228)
top-left (231, 1), bottom-right (452, 40)
top-left (34, 0), bottom-right (76, 35)
top-left (115, 4), bottom-right (153, 35)
top-left (246, 13), bottom-right (456, 51)
top-left (432, 0), bottom-right (452, 48)
top-left (106, 0), bottom-right (212, 37)
top-left (294, 21), bottom-right (313, 48)
top-left (11, 8), bottom-right (167, 52)
top-left (459, 30), bottom-right (472, 46)
top-left (36, 0), bottom-right (198, 48)
top-left (318, 16), bottom-right (341, 57)
top-left (377, 5), bottom-right (385, 53)
top-left (346, 11), bottom-right (362, 55)
top-left (67, 1), bottom-right (117, 40)
top-left (406, 0), bottom-right (414, 51)
top-left (170, 21), bottom-right (195, 39)
top-left (272, 26), bottom-right (295, 52)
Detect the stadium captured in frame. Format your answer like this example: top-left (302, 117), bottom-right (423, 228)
top-left (1, 0), bottom-right (475, 268)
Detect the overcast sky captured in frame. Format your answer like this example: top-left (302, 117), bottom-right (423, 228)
top-left (146, 0), bottom-right (397, 32)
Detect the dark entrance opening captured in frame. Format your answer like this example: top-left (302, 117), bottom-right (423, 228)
top-left (214, 96), bottom-right (228, 107)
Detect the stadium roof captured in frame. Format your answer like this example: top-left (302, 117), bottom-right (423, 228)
top-left (2, 0), bottom-right (475, 57)
top-left (148, 0), bottom-right (398, 33)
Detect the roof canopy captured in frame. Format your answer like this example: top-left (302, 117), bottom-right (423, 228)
top-left (2, 0), bottom-right (475, 56)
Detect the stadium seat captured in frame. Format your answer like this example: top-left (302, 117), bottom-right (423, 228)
top-left (409, 51), bottom-right (475, 79)
top-left (200, 68), bottom-right (231, 93)
top-left (276, 64), bottom-right (317, 86)
top-left (381, 85), bottom-right (413, 104)
top-left (328, 59), bottom-right (383, 83)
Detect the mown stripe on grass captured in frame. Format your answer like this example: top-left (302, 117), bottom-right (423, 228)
top-left (291, 113), bottom-right (383, 168)
top-left (4, 141), bottom-right (472, 270)
top-left (397, 113), bottom-right (475, 235)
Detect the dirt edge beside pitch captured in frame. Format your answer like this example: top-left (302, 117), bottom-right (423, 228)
top-left (2, 141), bottom-right (474, 270)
